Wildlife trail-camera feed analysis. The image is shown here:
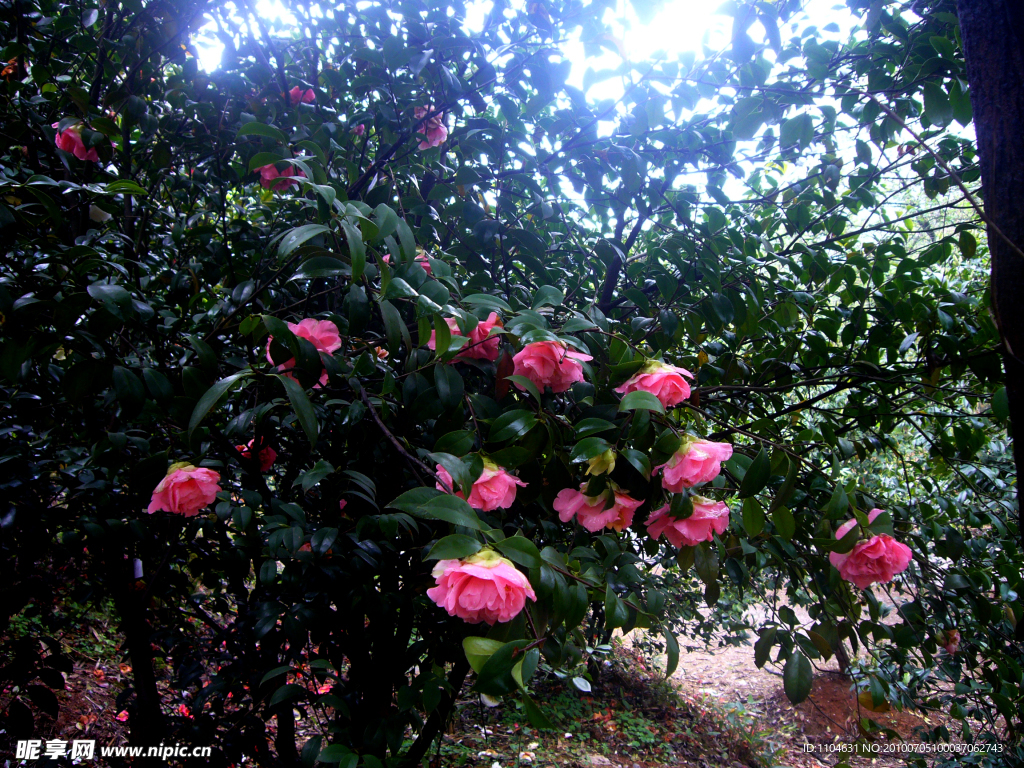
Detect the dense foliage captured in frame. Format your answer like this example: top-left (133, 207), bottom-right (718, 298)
top-left (0, 0), bottom-right (1021, 765)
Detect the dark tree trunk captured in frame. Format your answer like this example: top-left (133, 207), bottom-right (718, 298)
top-left (107, 544), bottom-right (165, 765)
top-left (957, 0), bottom-right (1024, 544)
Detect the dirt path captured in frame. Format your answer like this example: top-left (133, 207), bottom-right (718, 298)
top-left (639, 599), bottom-right (942, 768)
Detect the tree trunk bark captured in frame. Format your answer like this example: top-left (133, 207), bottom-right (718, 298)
top-left (957, 0), bottom-right (1024, 544)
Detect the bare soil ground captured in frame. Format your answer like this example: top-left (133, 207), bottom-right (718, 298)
top-left (653, 596), bottom-right (944, 768)
top-left (4, 595), bottom-right (953, 768)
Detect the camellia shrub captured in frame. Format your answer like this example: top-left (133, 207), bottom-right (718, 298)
top-left (0, 0), bottom-right (1021, 765)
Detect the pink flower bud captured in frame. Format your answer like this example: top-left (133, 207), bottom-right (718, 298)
top-left (256, 163), bottom-right (306, 192)
top-left (829, 509), bottom-right (912, 589)
top-left (940, 629), bottom-right (960, 655)
top-left (645, 497), bottom-right (730, 548)
top-left (414, 105), bottom-right (448, 149)
top-left (435, 461), bottom-right (526, 511)
top-left (52, 121), bottom-right (100, 162)
top-left (511, 340), bottom-right (592, 393)
top-left (614, 361), bottom-right (694, 408)
top-left (654, 439), bottom-right (733, 492)
top-left (554, 484), bottom-right (643, 532)
top-left (147, 464), bottom-right (221, 517)
top-left (265, 318), bottom-right (342, 389)
top-left (427, 551), bottom-right (536, 624)
top-left (428, 312), bottom-right (503, 362)
top-left (235, 440), bottom-right (277, 472)
top-left (289, 86), bottom-right (315, 105)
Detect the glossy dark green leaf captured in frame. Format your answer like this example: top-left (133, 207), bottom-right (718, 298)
top-left (738, 446), bottom-right (771, 498)
top-left (618, 389), bottom-right (665, 414)
top-left (426, 534), bottom-right (483, 561)
top-left (189, 371), bottom-right (252, 438)
top-left (274, 374), bottom-right (319, 447)
top-left (783, 651), bottom-right (812, 704)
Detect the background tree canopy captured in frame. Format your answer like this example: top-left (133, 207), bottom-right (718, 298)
top-left (0, 0), bottom-right (1021, 764)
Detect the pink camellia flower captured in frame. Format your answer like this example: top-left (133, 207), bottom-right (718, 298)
top-left (147, 463), bottom-right (222, 517)
top-left (829, 508), bottom-right (912, 589)
top-left (352, 123), bottom-right (366, 136)
top-left (615, 360), bottom-right (694, 409)
top-left (52, 122), bottom-right (100, 162)
top-left (435, 460), bottom-right (526, 512)
top-left (266, 318), bottom-right (342, 388)
top-left (512, 340), bottom-right (592, 394)
top-left (381, 251), bottom-right (433, 275)
top-left (427, 550), bottom-right (536, 625)
top-left (289, 86), bottom-right (315, 105)
top-left (645, 497), bottom-right (730, 548)
top-left (428, 312), bottom-right (503, 362)
top-left (414, 106), bottom-right (448, 149)
top-left (339, 499), bottom-right (348, 511)
top-left (654, 439), bottom-right (733, 492)
top-left (257, 163), bottom-right (307, 192)
top-left (940, 628), bottom-right (960, 655)
top-left (235, 440), bottom-right (277, 472)
top-left (554, 484), bottom-right (643, 533)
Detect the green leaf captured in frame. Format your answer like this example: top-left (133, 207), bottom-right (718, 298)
top-left (87, 283), bottom-right (131, 305)
top-left (489, 410), bottom-right (537, 442)
top-left (189, 371), bottom-right (252, 438)
top-left (434, 364), bottom-right (465, 411)
top-left (504, 375), bottom-right (541, 404)
top-left (710, 292), bottom-right (734, 324)
top-left (532, 285), bottom-right (564, 309)
top-left (741, 498), bottom-right (764, 538)
top-left (738, 447), bottom-right (771, 498)
top-left (463, 294), bottom-right (512, 313)
top-left (992, 387), bottom-right (1009, 421)
top-left (269, 683), bottom-right (306, 707)
top-left (783, 651), bottom-right (812, 704)
top-left (475, 640), bottom-right (529, 695)
top-left (278, 224), bottom-right (331, 259)
top-left (248, 151), bottom-right (286, 172)
top-left (142, 368), bottom-right (174, 403)
top-left (569, 436), bottom-right (612, 462)
top-left (772, 506), bottom-right (796, 541)
top-left (463, 637), bottom-right (505, 673)
top-left (898, 331), bottom-right (919, 354)
top-left (618, 390), bottom-right (665, 414)
top-left (694, 542), bottom-right (718, 585)
top-left (103, 179), bottom-right (148, 195)
top-left (112, 366), bottom-right (145, 410)
top-left (316, 745), bottom-right (357, 766)
top-left (923, 82), bottom-right (953, 127)
top-left (274, 373), bottom-right (319, 447)
top-left (621, 448), bottom-right (651, 480)
top-left (521, 694), bottom-right (555, 729)
top-left (388, 488), bottom-right (484, 529)
top-left (237, 122), bottom-right (289, 144)
top-left (604, 584), bottom-right (629, 628)
top-left (432, 314), bottom-right (452, 357)
top-left (780, 112), bottom-right (814, 150)
top-left (259, 666), bottom-right (294, 686)
top-left (754, 627), bottom-right (776, 668)
top-left (342, 220), bottom-right (366, 281)
top-left (379, 300), bottom-right (406, 355)
top-left (493, 536), bottom-right (542, 568)
top-left (662, 626), bottom-right (680, 677)
top-left (381, 277), bottom-right (418, 301)
top-left (289, 256), bottom-right (351, 281)
top-left (301, 459), bottom-right (335, 493)
top-left (427, 534), bottom-right (483, 561)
